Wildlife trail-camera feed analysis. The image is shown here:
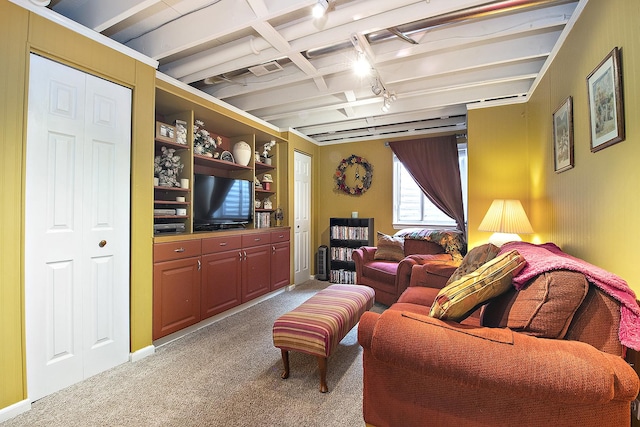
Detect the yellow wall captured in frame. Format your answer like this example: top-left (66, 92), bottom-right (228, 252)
top-left (0, 1), bottom-right (155, 409)
top-left (0, 1), bottom-right (29, 410)
top-left (469, 0), bottom-right (640, 294)
top-left (467, 104), bottom-right (531, 246)
top-left (317, 139), bottom-right (393, 248)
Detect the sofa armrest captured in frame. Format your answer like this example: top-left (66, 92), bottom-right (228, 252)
top-left (352, 246), bottom-right (377, 279)
top-left (408, 262), bottom-right (459, 289)
top-left (352, 246), bottom-right (376, 263)
top-left (359, 310), bottom-right (639, 404)
top-left (396, 254), bottom-right (453, 296)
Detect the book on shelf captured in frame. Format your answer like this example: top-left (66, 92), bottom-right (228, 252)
top-left (330, 246), bottom-right (356, 262)
top-left (329, 269), bottom-right (357, 284)
top-left (154, 208), bottom-right (176, 215)
top-left (330, 225), bottom-right (369, 240)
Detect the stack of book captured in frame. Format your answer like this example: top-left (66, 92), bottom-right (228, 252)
top-left (254, 212), bottom-right (271, 228)
top-left (154, 208), bottom-right (176, 215)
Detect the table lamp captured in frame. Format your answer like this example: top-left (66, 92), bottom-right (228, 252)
top-left (478, 199), bottom-right (533, 246)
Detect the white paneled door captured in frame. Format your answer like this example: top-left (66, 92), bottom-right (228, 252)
top-left (293, 151), bottom-right (311, 284)
top-left (25, 54), bottom-right (132, 401)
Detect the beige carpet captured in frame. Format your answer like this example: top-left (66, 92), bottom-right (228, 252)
top-left (3, 280), bottom-right (386, 427)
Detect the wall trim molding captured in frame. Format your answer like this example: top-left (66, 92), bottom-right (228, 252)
top-left (0, 399), bottom-right (31, 423)
top-left (130, 345), bottom-right (155, 363)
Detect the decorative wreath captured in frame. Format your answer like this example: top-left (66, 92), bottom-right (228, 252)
top-left (335, 154), bottom-right (373, 195)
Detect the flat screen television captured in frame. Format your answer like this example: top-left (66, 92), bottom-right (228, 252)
top-left (193, 174), bottom-right (253, 230)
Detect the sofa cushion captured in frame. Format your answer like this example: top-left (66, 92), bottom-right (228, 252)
top-left (374, 232), bottom-right (405, 261)
top-left (429, 250), bottom-right (526, 322)
top-left (403, 239), bottom-right (444, 256)
top-left (445, 243), bottom-right (500, 286)
top-left (481, 270), bottom-right (589, 339)
top-left (362, 260), bottom-right (398, 281)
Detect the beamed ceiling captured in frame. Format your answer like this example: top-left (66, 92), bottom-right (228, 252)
top-left (44, 0), bottom-right (584, 144)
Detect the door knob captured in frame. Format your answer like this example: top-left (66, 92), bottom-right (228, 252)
top-left (99, 240), bottom-right (107, 247)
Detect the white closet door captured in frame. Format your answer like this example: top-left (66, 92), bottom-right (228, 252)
top-left (25, 54), bottom-right (131, 401)
top-left (293, 150), bottom-right (311, 284)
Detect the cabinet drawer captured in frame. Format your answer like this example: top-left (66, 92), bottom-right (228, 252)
top-left (242, 232), bottom-right (271, 248)
top-left (270, 229), bottom-right (290, 243)
top-left (202, 235), bottom-right (242, 254)
top-left (154, 240), bottom-right (201, 262)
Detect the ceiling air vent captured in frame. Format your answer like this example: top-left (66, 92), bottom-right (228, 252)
top-left (248, 61), bottom-right (284, 77)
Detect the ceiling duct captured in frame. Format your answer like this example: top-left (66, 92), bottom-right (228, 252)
top-left (248, 61), bottom-right (284, 77)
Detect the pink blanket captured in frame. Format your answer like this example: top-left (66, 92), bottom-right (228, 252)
top-left (500, 242), bottom-right (640, 351)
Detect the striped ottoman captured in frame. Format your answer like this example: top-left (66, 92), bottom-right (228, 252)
top-left (273, 284), bottom-right (375, 392)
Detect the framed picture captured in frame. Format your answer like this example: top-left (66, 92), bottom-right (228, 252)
top-left (586, 47), bottom-right (625, 152)
top-left (155, 121), bottom-right (177, 143)
top-left (552, 96), bottom-right (574, 173)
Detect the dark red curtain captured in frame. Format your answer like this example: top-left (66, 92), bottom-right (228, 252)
top-left (389, 135), bottom-right (466, 239)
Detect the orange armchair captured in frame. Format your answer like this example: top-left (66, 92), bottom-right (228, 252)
top-left (352, 244), bottom-right (453, 306)
top-left (352, 229), bottom-right (465, 306)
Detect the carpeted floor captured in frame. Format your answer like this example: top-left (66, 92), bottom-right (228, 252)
top-left (3, 280), bottom-right (386, 427)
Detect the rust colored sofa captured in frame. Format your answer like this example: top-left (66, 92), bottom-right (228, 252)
top-left (358, 242), bottom-right (640, 427)
top-left (352, 229), bottom-right (464, 306)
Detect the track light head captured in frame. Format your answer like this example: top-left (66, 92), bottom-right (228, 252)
top-left (371, 79), bottom-right (382, 96)
top-left (312, 0), bottom-right (328, 18)
top-left (353, 52), bottom-right (371, 76)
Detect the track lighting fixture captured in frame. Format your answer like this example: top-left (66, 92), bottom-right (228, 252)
top-left (350, 33), bottom-right (397, 114)
top-left (312, 0), bottom-right (328, 19)
top-left (369, 75), bottom-right (397, 113)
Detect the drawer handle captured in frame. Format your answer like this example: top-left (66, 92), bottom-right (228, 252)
top-left (174, 247), bottom-right (185, 253)
top-left (254, 238), bottom-right (261, 241)
top-left (220, 242), bottom-right (228, 246)
top-left (278, 234), bottom-right (284, 238)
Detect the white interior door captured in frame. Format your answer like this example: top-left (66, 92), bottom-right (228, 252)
top-left (25, 54), bottom-right (132, 401)
top-left (293, 151), bottom-right (311, 284)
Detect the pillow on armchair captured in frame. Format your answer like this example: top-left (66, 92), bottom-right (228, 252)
top-left (374, 232), bottom-right (405, 262)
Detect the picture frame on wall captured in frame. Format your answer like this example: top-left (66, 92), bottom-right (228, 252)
top-left (155, 121), bottom-right (177, 143)
top-left (553, 96), bottom-right (574, 173)
top-left (586, 47), bottom-right (625, 152)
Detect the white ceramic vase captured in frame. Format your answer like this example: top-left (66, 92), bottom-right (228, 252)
top-left (232, 141), bottom-right (251, 166)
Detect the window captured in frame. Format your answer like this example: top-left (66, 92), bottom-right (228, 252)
top-left (392, 145), bottom-right (467, 228)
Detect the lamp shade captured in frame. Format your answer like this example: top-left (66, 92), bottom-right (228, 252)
top-left (478, 199), bottom-right (533, 234)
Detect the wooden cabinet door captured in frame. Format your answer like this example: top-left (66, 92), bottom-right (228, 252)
top-left (201, 250), bottom-right (242, 319)
top-left (242, 244), bottom-right (271, 302)
top-left (271, 241), bottom-right (290, 290)
top-left (153, 257), bottom-right (201, 340)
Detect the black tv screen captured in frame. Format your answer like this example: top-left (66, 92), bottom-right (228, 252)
top-left (193, 174), bottom-right (253, 227)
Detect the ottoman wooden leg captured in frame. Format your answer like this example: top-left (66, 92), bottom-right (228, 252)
top-left (281, 349), bottom-right (290, 379)
top-left (318, 356), bottom-right (328, 393)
